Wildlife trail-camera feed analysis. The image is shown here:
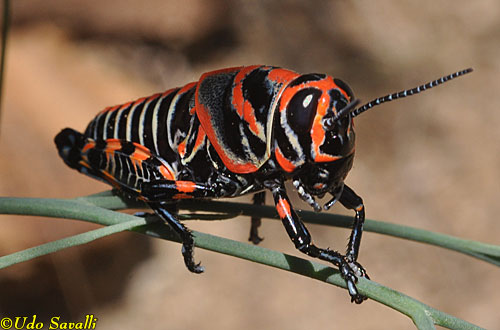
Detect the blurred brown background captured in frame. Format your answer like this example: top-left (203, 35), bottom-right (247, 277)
top-left (0, 1), bottom-right (499, 329)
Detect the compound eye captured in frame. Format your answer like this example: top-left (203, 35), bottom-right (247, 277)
top-left (333, 78), bottom-right (354, 100)
top-left (287, 88), bottom-right (322, 134)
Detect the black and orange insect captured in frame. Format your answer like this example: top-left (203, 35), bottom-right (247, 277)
top-left (55, 65), bottom-right (472, 303)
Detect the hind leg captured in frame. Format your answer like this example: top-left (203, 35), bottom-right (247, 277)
top-left (142, 178), bottom-right (243, 273)
top-left (148, 201), bottom-right (204, 273)
top-left (56, 129), bottom-right (204, 273)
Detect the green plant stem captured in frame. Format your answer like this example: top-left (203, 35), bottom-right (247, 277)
top-left (0, 218), bottom-right (146, 269)
top-left (0, 196), bottom-right (486, 329)
top-left (79, 193), bottom-right (500, 267)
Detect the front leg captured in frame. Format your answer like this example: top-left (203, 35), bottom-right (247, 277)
top-left (339, 185), bottom-right (366, 264)
top-left (265, 179), bottom-right (367, 304)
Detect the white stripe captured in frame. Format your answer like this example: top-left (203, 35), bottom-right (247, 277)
top-left (102, 110), bottom-right (114, 139)
top-left (167, 92), bottom-right (182, 150)
top-left (266, 80), bottom-right (296, 164)
top-left (240, 184), bottom-right (256, 195)
top-left (280, 109), bottom-right (304, 161)
top-left (124, 156), bottom-right (132, 185)
top-left (107, 152), bottom-right (115, 177)
top-left (138, 99), bottom-right (152, 146)
top-left (114, 108), bottom-right (122, 139)
top-left (116, 154), bottom-right (123, 182)
top-left (93, 114), bottom-right (101, 138)
top-left (152, 95), bottom-right (164, 155)
top-left (239, 123), bottom-right (259, 165)
top-left (126, 104), bottom-right (137, 141)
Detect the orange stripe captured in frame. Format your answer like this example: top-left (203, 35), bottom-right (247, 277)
top-left (200, 66), bottom-right (243, 80)
top-left (314, 154), bottom-right (342, 162)
top-left (275, 147), bottom-right (296, 173)
top-left (131, 149), bottom-right (150, 161)
top-left (176, 181), bottom-right (197, 193)
top-left (130, 158), bottom-right (138, 172)
top-left (278, 84), bottom-right (302, 112)
top-left (313, 183), bottom-right (326, 190)
top-left (102, 140), bottom-right (153, 161)
top-left (159, 165), bottom-right (175, 180)
top-left (176, 83), bottom-right (198, 116)
top-left (177, 82), bottom-right (197, 95)
top-left (232, 66), bottom-right (261, 117)
top-left (78, 160), bottom-right (91, 169)
top-left (98, 91), bottom-right (165, 116)
top-left (310, 90), bottom-right (331, 161)
top-left (177, 140), bottom-right (187, 158)
top-left (173, 193), bottom-right (194, 200)
top-left (243, 100), bottom-right (260, 136)
top-left (133, 143), bottom-right (152, 155)
top-left (276, 198), bottom-right (291, 219)
top-left (132, 96), bottom-right (148, 106)
top-left (195, 102), bottom-right (259, 174)
top-left (100, 170), bottom-right (115, 181)
top-left (146, 92), bottom-right (162, 102)
top-left (104, 139), bottom-right (122, 151)
top-left (267, 68), bottom-right (299, 84)
top-left (82, 141), bottom-right (96, 153)
top-left (192, 126), bottom-right (206, 154)
top-left (99, 104), bottom-right (120, 115)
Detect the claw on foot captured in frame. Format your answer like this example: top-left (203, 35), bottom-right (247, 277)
top-left (340, 258), bottom-right (369, 304)
top-left (181, 244), bottom-right (204, 274)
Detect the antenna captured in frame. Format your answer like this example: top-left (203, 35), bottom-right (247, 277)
top-left (328, 99), bottom-right (359, 128)
top-left (350, 68), bottom-right (473, 118)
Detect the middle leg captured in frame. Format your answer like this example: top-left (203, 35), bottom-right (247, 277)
top-left (249, 191), bottom-right (265, 244)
